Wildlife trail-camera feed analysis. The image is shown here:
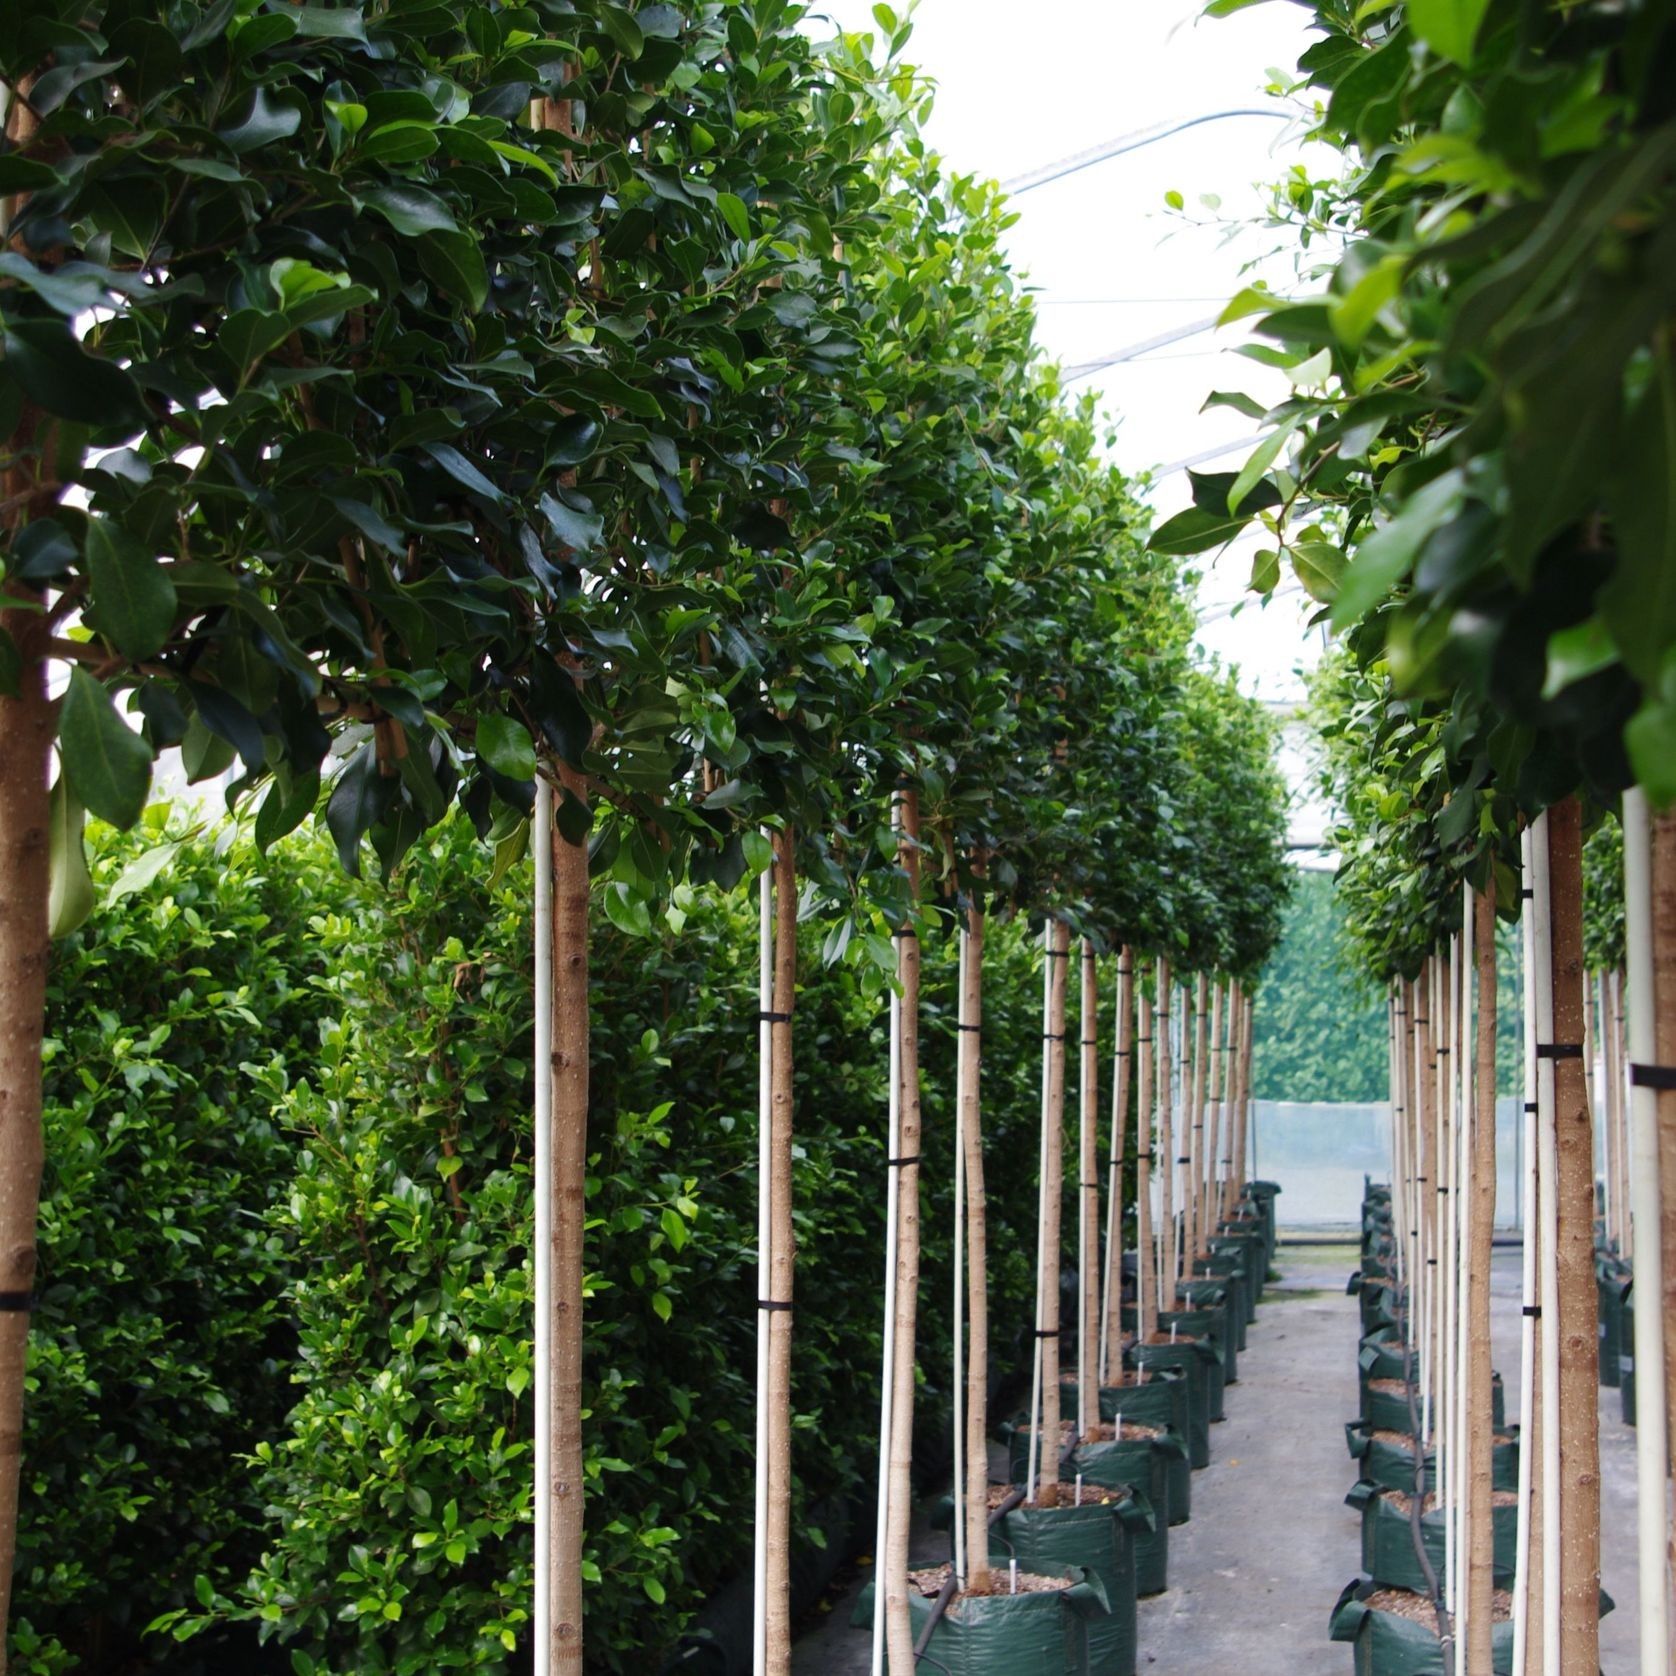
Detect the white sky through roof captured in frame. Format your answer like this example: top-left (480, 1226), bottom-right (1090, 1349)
top-left (812, 0), bottom-right (1340, 852)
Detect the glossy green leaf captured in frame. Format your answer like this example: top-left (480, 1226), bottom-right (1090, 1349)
top-left (46, 778), bottom-right (94, 938)
top-left (59, 669), bottom-right (154, 829)
top-left (84, 521), bottom-right (177, 660)
top-left (475, 716), bottom-right (536, 781)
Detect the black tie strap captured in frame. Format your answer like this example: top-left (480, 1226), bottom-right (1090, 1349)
top-left (955, 1023), bottom-right (982, 1034)
top-left (1034, 1328), bottom-right (1060, 1339)
top-left (1042, 1031), bottom-right (1067, 1042)
top-left (1522, 1305), bottom-right (1541, 1318)
top-left (758, 1010), bottom-right (792, 1024)
top-left (1631, 1063), bottom-right (1676, 1092)
top-left (889, 1155), bottom-right (921, 1168)
top-left (1524, 1101), bottom-right (1538, 1113)
top-left (0, 1292), bottom-right (35, 1314)
top-left (758, 1299), bottom-right (793, 1313)
top-left (1537, 1042), bottom-right (1583, 1060)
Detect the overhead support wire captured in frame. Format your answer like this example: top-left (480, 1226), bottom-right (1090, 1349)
top-left (1001, 109), bottom-right (1293, 196)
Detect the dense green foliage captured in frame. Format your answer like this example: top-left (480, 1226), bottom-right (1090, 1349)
top-left (24, 817), bottom-right (348, 1674)
top-left (1250, 869), bottom-right (1388, 1103)
top-left (34, 816), bottom-right (1106, 1674)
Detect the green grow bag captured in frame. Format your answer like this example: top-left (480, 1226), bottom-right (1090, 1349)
top-left (1161, 1295), bottom-right (1236, 1384)
top-left (852, 1563), bottom-right (1113, 1674)
top-left (1057, 1372), bottom-right (1193, 1520)
top-left (1006, 1417), bottom-right (1189, 1526)
top-left (1215, 1225), bottom-right (1268, 1304)
top-left (1598, 1258), bottom-right (1630, 1390)
top-left (1347, 1480), bottom-right (1517, 1590)
top-left (1357, 1275), bottom-right (1403, 1334)
top-left (1128, 1339), bottom-right (1217, 1466)
top-left (1359, 1329), bottom-right (1409, 1389)
top-left (1329, 1579), bottom-right (1513, 1675)
top-left (1194, 1251), bottom-right (1252, 1338)
top-left (1345, 1422), bottom-right (1519, 1495)
top-left (1361, 1377), bottom-right (1418, 1435)
top-left (1070, 1432), bottom-right (1185, 1596)
top-left (988, 1493), bottom-right (1153, 1676)
top-left (1622, 1285), bottom-right (1637, 1426)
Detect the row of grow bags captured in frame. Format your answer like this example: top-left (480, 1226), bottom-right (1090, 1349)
top-left (857, 1181), bottom-right (1282, 1673)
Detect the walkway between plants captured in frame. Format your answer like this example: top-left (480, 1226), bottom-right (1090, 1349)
top-left (1132, 1242), bottom-right (1350, 1673)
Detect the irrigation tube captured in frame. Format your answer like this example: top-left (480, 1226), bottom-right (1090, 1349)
top-left (756, 852), bottom-right (774, 1676)
top-left (870, 834), bottom-right (902, 1676)
top-left (952, 929), bottom-right (970, 1572)
top-left (1623, 789), bottom-right (1670, 1675)
top-left (533, 783), bottom-right (553, 1676)
top-left (1511, 829), bottom-right (1539, 1676)
top-left (1532, 812), bottom-right (1562, 1676)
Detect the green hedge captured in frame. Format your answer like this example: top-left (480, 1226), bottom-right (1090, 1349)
top-left (29, 818), bottom-right (1061, 1673)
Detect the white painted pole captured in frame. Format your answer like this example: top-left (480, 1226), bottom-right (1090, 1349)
top-left (870, 830), bottom-right (900, 1676)
top-left (1512, 827), bottom-right (1539, 1676)
top-left (1532, 812), bottom-right (1562, 1676)
top-left (533, 783), bottom-right (553, 1676)
top-left (952, 926), bottom-right (968, 1585)
top-left (757, 851), bottom-right (775, 1676)
top-left (1623, 788), bottom-right (1669, 1676)
top-left (1454, 893), bottom-right (1473, 1651)
top-left (1027, 925), bottom-right (1054, 1501)
top-left (1099, 954), bottom-right (1130, 1384)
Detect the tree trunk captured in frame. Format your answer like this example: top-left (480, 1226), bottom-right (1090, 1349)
top-left (883, 797), bottom-right (922, 1671)
top-left (1545, 798), bottom-right (1600, 1674)
top-left (1651, 806), bottom-right (1676, 1629)
top-left (1037, 921), bottom-right (1069, 1504)
top-left (1136, 988), bottom-right (1155, 1345)
top-left (549, 767), bottom-right (590, 1671)
top-left (1466, 886), bottom-right (1498, 1674)
top-left (1157, 959), bottom-right (1175, 1308)
top-left (960, 898), bottom-right (990, 1593)
top-left (1101, 948), bottom-right (1133, 1381)
top-left (766, 830), bottom-right (797, 1673)
top-left (1078, 940), bottom-right (1099, 1439)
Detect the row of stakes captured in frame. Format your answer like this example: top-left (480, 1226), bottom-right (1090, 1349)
top-left (857, 1181), bottom-right (1282, 1673)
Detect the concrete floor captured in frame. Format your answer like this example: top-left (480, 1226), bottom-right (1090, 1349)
top-left (789, 1238), bottom-right (1644, 1673)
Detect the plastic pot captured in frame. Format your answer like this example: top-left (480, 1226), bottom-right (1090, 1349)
top-left (988, 1493), bottom-right (1153, 1676)
top-left (1127, 1338), bottom-right (1218, 1466)
top-left (1329, 1578), bottom-right (1513, 1675)
top-left (852, 1563), bottom-right (1114, 1673)
top-left (1347, 1480), bottom-right (1517, 1590)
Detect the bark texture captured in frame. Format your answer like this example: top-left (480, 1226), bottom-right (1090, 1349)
top-left (1546, 798), bottom-right (1600, 1675)
top-left (1652, 808), bottom-right (1676, 1618)
top-left (882, 798), bottom-right (922, 1670)
top-left (549, 771), bottom-right (590, 1671)
top-left (767, 831), bottom-right (797, 1672)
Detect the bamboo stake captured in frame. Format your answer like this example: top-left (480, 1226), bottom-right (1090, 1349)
top-left (1078, 940), bottom-right (1099, 1440)
top-left (755, 847), bottom-right (774, 1676)
top-left (533, 782), bottom-right (554, 1676)
top-left (883, 794), bottom-right (924, 1674)
top-left (1465, 887), bottom-right (1498, 1671)
top-left (958, 898), bottom-right (990, 1594)
top-left (1136, 989), bottom-right (1155, 1348)
top-left (1531, 812), bottom-right (1562, 1676)
top-left (1039, 921), bottom-right (1070, 1505)
top-left (1513, 828), bottom-right (1540, 1676)
top-left (1099, 949), bottom-right (1133, 1383)
top-left (1622, 788), bottom-right (1670, 1674)
top-left (870, 829), bottom-right (898, 1676)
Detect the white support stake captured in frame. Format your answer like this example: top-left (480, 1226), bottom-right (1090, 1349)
top-left (533, 782), bottom-right (553, 1676)
top-left (757, 851), bottom-right (774, 1676)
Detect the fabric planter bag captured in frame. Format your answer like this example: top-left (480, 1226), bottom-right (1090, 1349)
top-left (1345, 1423), bottom-right (1519, 1495)
top-left (1006, 1418), bottom-right (1188, 1526)
top-left (1361, 1377), bottom-right (1419, 1435)
top-left (1357, 1276), bottom-right (1403, 1334)
top-left (1194, 1252), bottom-right (1252, 1338)
top-left (1622, 1284), bottom-right (1637, 1426)
top-left (989, 1493), bottom-right (1153, 1676)
top-left (1075, 1374), bottom-right (1193, 1518)
top-left (1215, 1227), bottom-right (1268, 1304)
top-left (1127, 1340), bottom-right (1216, 1465)
top-left (1598, 1257), bottom-right (1630, 1390)
top-left (1069, 1434), bottom-right (1184, 1596)
top-left (1329, 1579), bottom-right (1514, 1676)
top-left (1162, 1294), bottom-right (1237, 1383)
top-left (852, 1564), bottom-right (1113, 1675)
top-left (1347, 1481), bottom-right (1518, 1590)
